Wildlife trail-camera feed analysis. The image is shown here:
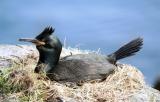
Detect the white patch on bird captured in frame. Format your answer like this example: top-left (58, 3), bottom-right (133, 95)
top-left (44, 64), bottom-right (51, 72)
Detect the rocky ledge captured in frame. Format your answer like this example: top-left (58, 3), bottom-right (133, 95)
top-left (0, 45), bottom-right (160, 102)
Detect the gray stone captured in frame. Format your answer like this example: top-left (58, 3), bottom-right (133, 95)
top-left (0, 44), bottom-right (38, 69)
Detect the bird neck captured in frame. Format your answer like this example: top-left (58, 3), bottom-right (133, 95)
top-left (35, 46), bottom-right (62, 73)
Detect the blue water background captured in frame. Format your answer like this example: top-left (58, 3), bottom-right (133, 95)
top-left (0, 0), bottom-right (160, 85)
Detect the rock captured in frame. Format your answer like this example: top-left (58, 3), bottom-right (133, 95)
top-left (0, 45), bottom-right (160, 102)
top-left (0, 45), bottom-right (91, 69)
top-left (1, 95), bottom-right (19, 102)
top-left (128, 86), bottom-right (160, 102)
top-left (153, 76), bottom-right (160, 91)
top-left (0, 45), bottom-right (39, 69)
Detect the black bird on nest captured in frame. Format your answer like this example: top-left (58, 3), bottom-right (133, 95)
top-left (19, 27), bottom-right (143, 83)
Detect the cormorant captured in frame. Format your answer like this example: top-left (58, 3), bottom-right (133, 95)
top-left (20, 27), bottom-right (62, 73)
top-left (19, 27), bottom-right (143, 83)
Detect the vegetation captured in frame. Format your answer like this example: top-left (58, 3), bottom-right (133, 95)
top-left (0, 63), bottom-right (52, 101)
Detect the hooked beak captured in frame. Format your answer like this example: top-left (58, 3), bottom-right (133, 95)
top-left (19, 38), bottom-right (45, 46)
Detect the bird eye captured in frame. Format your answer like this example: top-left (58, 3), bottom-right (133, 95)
top-left (44, 42), bottom-right (53, 48)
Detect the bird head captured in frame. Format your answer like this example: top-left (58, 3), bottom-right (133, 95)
top-left (20, 27), bottom-right (57, 47)
top-left (19, 27), bottom-right (62, 73)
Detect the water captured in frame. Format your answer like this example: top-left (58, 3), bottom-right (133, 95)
top-left (0, 0), bottom-right (160, 85)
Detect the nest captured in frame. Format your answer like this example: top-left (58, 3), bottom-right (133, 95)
top-left (45, 64), bottom-right (145, 102)
top-left (3, 64), bottom-right (145, 102)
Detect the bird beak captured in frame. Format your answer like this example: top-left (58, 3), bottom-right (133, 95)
top-left (19, 38), bottom-right (45, 46)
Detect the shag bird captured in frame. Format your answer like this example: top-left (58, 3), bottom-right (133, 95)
top-left (19, 27), bottom-right (143, 83)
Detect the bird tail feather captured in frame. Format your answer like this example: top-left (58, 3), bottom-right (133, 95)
top-left (107, 37), bottom-right (143, 64)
